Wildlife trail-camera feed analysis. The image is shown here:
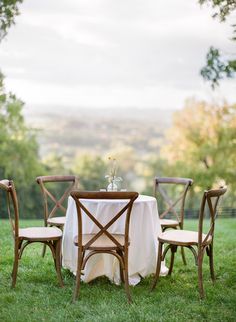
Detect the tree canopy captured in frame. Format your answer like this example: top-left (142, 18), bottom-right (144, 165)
top-left (0, 0), bottom-right (23, 42)
top-left (199, 0), bottom-right (236, 21)
top-left (199, 0), bottom-right (236, 87)
top-left (161, 99), bottom-right (236, 205)
top-left (0, 72), bottom-right (45, 216)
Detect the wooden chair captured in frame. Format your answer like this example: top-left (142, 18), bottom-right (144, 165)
top-left (154, 177), bottom-right (193, 264)
top-left (151, 186), bottom-right (227, 298)
top-left (70, 191), bottom-right (139, 303)
top-left (36, 175), bottom-right (78, 229)
top-left (0, 179), bottom-right (63, 287)
top-left (36, 175), bottom-right (78, 257)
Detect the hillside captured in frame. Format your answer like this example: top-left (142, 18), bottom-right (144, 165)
top-left (25, 107), bottom-right (173, 160)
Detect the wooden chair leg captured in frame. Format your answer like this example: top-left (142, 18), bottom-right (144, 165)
top-left (123, 252), bottom-right (132, 303)
top-left (180, 246), bottom-right (187, 265)
top-left (42, 244), bottom-right (46, 257)
top-left (55, 239), bottom-right (64, 287)
top-left (151, 242), bottom-right (163, 291)
top-left (12, 248), bottom-right (19, 288)
top-left (198, 251), bottom-right (204, 299)
top-left (168, 245), bottom-right (177, 276)
top-left (208, 244), bottom-right (215, 283)
top-left (117, 250), bottom-right (124, 283)
top-left (42, 224), bottom-right (54, 257)
top-left (73, 251), bottom-right (83, 302)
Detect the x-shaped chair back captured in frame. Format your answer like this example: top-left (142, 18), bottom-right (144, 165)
top-left (198, 187), bottom-right (227, 247)
top-left (70, 191), bottom-right (139, 250)
top-left (36, 175), bottom-right (78, 224)
top-left (154, 177), bottom-right (193, 227)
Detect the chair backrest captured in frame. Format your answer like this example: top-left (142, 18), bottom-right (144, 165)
top-left (0, 179), bottom-right (19, 238)
top-left (36, 175), bottom-right (79, 223)
top-left (70, 191), bottom-right (139, 250)
top-left (154, 177), bottom-right (193, 226)
top-left (198, 187), bottom-right (227, 247)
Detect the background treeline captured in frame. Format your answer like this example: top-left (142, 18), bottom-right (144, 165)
top-left (0, 74), bottom-right (236, 219)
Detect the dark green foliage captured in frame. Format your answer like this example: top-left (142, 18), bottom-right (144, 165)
top-left (199, 0), bottom-right (236, 21)
top-left (0, 73), bottom-right (45, 218)
top-left (200, 47), bottom-right (236, 89)
top-left (0, 0), bottom-right (23, 41)
top-left (198, 0), bottom-right (236, 87)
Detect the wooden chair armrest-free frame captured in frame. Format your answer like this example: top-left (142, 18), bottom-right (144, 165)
top-left (0, 179), bottom-right (64, 288)
top-left (154, 177), bottom-right (193, 265)
top-left (151, 186), bottom-right (227, 299)
top-left (36, 175), bottom-right (78, 256)
top-left (70, 190), bottom-right (139, 303)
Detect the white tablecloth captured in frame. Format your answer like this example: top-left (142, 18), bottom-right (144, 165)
top-left (62, 194), bottom-right (168, 285)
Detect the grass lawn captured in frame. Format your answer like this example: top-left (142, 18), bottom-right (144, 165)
top-left (0, 218), bottom-right (235, 322)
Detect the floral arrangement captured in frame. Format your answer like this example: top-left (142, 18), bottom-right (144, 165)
top-left (105, 157), bottom-right (122, 191)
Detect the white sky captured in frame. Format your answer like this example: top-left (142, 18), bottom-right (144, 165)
top-left (0, 0), bottom-right (235, 113)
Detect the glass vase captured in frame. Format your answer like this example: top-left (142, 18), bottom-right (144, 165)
top-left (107, 181), bottom-right (118, 191)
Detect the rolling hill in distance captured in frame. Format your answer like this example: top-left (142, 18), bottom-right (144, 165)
top-left (24, 107), bottom-right (174, 161)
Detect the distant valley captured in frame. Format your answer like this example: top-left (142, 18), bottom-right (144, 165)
top-left (24, 107), bottom-right (174, 161)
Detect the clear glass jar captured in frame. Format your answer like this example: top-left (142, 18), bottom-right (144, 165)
top-left (107, 181), bottom-right (118, 191)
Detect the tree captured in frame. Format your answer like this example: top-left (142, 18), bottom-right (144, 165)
top-left (0, 72), bottom-right (44, 217)
top-left (199, 0), bottom-right (236, 21)
top-left (0, 1), bottom-right (47, 218)
top-left (200, 46), bottom-right (236, 88)
top-left (0, 0), bottom-right (23, 42)
top-left (137, 156), bottom-right (167, 194)
top-left (0, 73), bottom-right (41, 178)
top-left (199, 0), bottom-right (236, 87)
top-left (73, 153), bottom-right (107, 191)
top-left (162, 99), bottom-right (236, 206)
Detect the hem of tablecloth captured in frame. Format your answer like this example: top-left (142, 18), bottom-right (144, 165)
top-left (62, 261), bottom-right (169, 286)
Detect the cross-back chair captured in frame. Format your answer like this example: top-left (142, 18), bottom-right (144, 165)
top-left (36, 175), bottom-right (78, 257)
top-left (0, 179), bottom-right (63, 287)
top-left (70, 191), bottom-right (139, 303)
top-left (154, 177), bottom-right (193, 264)
top-left (36, 175), bottom-right (78, 229)
top-left (151, 186), bottom-right (227, 298)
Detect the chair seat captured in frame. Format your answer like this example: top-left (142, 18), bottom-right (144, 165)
top-left (159, 229), bottom-right (212, 246)
top-left (47, 216), bottom-right (66, 226)
top-left (19, 227), bottom-right (62, 241)
top-left (74, 233), bottom-right (129, 250)
top-left (160, 219), bottom-right (179, 227)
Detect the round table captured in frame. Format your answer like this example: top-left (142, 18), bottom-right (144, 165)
top-left (62, 194), bottom-right (168, 285)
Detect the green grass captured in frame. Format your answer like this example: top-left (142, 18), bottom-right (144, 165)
top-left (0, 219), bottom-right (235, 322)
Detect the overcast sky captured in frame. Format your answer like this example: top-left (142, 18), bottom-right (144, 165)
top-left (0, 0), bottom-right (235, 114)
